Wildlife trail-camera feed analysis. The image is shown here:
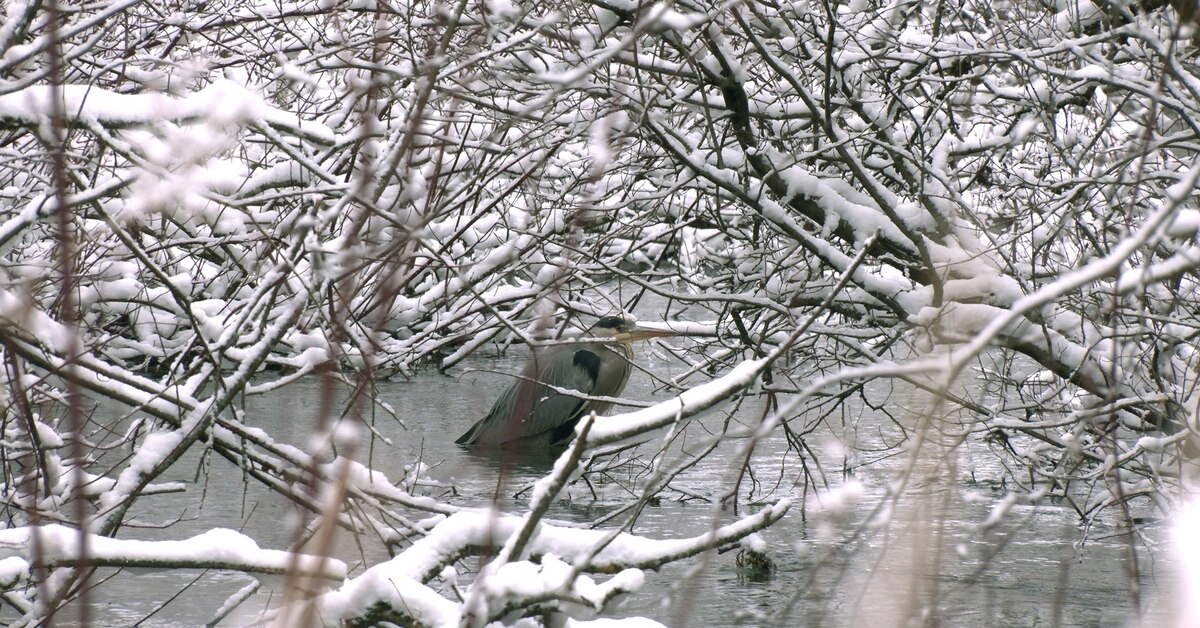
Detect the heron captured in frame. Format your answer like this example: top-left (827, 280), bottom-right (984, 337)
top-left (455, 316), bottom-right (676, 449)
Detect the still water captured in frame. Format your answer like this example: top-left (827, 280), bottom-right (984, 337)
top-left (73, 341), bottom-right (1176, 627)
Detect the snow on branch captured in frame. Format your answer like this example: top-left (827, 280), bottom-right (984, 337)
top-left (0, 525), bottom-right (346, 582)
top-left (296, 568), bottom-right (459, 627)
top-left (580, 358), bottom-right (767, 448)
top-left (390, 505), bottom-right (784, 584)
top-left (0, 82), bottom-right (336, 145)
top-left (298, 503), bottom-right (788, 626)
top-left (938, 160), bottom-right (1200, 384)
top-left (464, 556), bottom-right (644, 627)
top-left (580, 234), bottom-right (877, 449)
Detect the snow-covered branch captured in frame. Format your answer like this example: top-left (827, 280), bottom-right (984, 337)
top-left (298, 502), bottom-right (788, 626)
top-left (0, 525), bottom-right (346, 582)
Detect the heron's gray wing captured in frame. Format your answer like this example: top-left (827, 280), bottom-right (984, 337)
top-left (454, 373), bottom-right (526, 445)
top-left (518, 347), bottom-right (603, 443)
top-left (454, 346), bottom-right (600, 446)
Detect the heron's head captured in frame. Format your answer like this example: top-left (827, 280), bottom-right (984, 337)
top-left (590, 315), bottom-right (677, 343)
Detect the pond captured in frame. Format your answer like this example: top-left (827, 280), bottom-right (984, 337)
top-left (63, 334), bottom-right (1178, 628)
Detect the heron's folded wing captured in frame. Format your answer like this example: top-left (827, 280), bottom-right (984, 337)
top-left (455, 347), bottom-right (601, 445)
top-left (454, 375), bottom-right (523, 445)
top-left (516, 348), bottom-right (601, 442)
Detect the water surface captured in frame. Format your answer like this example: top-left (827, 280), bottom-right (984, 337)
top-left (62, 339), bottom-right (1175, 628)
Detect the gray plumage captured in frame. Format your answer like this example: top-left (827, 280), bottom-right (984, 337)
top-left (455, 316), bottom-right (673, 449)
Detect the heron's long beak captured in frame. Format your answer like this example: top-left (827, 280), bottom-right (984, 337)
top-left (617, 326), bottom-right (678, 342)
